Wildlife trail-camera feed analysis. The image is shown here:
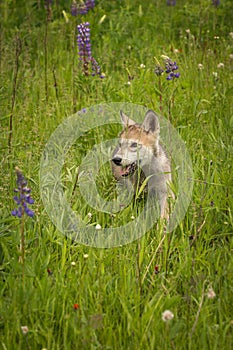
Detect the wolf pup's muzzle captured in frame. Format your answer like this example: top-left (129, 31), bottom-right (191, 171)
top-left (112, 157), bottom-right (122, 166)
top-left (112, 156), bottom-right (137, 177)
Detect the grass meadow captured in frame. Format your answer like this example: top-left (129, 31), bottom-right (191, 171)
top-left (1, 0), bottom-right (233, 349)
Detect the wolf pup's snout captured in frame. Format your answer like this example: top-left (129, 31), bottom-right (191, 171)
top-left (112, 157), bottom-right (122, 166)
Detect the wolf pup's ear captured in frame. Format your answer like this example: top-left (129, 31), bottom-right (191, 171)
top-left (142, 110), bottom-right (160, 134)
top-left (120, 111), bottom-right (136, 127)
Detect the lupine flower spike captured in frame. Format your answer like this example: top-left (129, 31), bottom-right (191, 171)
top-left (163, 56), bottom-right (180, 80)
top-left (12, 167), bottom-right (34, 218)
top-left (154, 64), bottom-right (164, 76)
top-left (77, 22), bottom-right (92, 76)
top-left (12, 167), bottom-right (34, 269)
top-left (91, 57), bottom-right (105, 78)
top-left (77, 22), bottom-right (104, 78)
top-left (167, 0), bottom-right (176, 5)
top-left (212, 0), bottom-right (220, 6)
top-left (71, 2), bottom-right (78, 16)
top-left (71, 0), bottom-right (95, 16)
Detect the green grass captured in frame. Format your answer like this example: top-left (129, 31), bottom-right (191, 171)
top-left (1, 0), bottom-right (233, 349)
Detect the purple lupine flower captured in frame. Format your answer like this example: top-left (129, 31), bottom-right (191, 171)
top-left (71, 0), bottom-right (95, 16)
top-left (164, 58), bottom-right (180, 80)
top-left (12, 167), bottom-right (35, 218)
top-left (212, 0), bottom-right (220, 6)
top-left (154, 65), bottom-right (164, 76)
top-left (91, 57), bottom-right (105, 78)
top-left (71, 1), bottom-right (78, 16)
top-left (77, 22), bottom-right (104, 77)
top-left (79, 0), bottom-right (95, 14)
top-left (86, 0), bottom-right (95, 10)
top-left (167, 0), bottom-right (176, 5)
top-left (77, 22), bottom-right (92, 75)
top-left (77, 22), bottom-right (92, 60)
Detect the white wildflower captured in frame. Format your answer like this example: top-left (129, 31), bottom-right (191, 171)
top-left (71, 261), bottom-right (76, 266)
top-left (229, 54), bottom-right (233, 60)
top-left (87, 212), bottom-right (92, 219)
top-left (198, 63), bottom-right (204, 70)
top-left (212, 72), bottom-right (218, 78)
top-left (217, 62), bottom-right (224, 68)
top-left (95, 224), bottom-right (101, 230)
top-left (185, 29), bottom-right (191, 34)
top-left (229, 32), bottom-right (233, 39)
top-left (139, 63), bottom-right (145, 68)
top-left (214, 36), bottom-right (220, 40)
top-left (162, 310), bottom-right (174, 322)
top-left (83, 254), bottom-right (89, 259)
top-left (21, 326), bottom-right (29, 335)
top-left (206, 287), bottom-right (216, 299)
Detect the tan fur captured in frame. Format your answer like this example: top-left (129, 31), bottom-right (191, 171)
top-left (120, 125), bottom-right (158, 152)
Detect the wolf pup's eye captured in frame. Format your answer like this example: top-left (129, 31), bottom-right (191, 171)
top-left (131, 142), bottom-right (138, 148)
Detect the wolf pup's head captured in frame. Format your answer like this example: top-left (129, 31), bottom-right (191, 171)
top-left (112, 110), bottom-right (160, 179)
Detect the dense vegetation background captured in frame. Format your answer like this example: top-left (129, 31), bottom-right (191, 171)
top-left (0, 0), bottom-right (233, 349)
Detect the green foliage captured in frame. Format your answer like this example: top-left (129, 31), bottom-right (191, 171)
top-left (0, 0), bottom-right (233, 349)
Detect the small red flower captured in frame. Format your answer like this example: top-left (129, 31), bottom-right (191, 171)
top-left (154, 265), bottom-right (159, 274)
top-left (47, 268), bottom-right (53, 275)
top-left (73, 303), bottom-right (79, 310)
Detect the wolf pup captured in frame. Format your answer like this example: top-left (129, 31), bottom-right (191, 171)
top-left (111, 110), bottom-right (172, 219)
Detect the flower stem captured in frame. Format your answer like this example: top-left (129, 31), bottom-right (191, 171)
top-left (8, 33), bottom-right (22, 152)
top-left (158, 76), bottom-right (163, 112)
top-left (19, 206), bottom-right (25, 282)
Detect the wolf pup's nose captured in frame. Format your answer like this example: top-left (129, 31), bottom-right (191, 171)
top-left (112, 157), bottom-right (122, 166)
